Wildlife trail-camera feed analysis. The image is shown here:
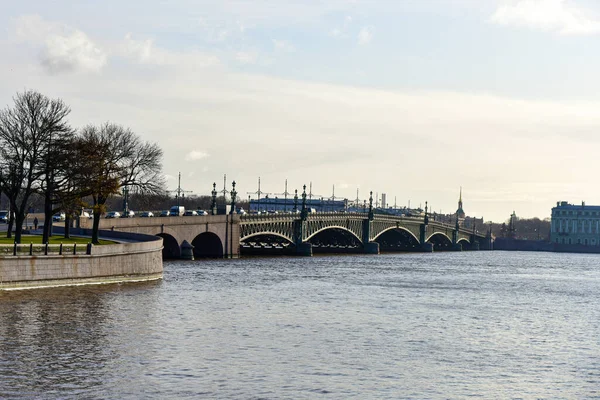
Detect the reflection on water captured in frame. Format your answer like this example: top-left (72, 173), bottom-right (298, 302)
top-left (1, 252), bottom-right (600, 398)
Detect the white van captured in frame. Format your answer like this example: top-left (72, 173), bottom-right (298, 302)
top-left (169, 206), bottom-right (185, 216)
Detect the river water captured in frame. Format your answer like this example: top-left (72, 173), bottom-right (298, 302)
top-left (1, 251), bottom-right (600, 399)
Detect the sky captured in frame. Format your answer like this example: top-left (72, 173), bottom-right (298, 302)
top-left (1, 0), bottom-right (600, 222)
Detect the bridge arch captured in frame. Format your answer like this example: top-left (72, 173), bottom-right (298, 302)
top-left (241, 232), bottom-right (294, 244)
top-left (306, 226), bottom-right (363, 252)
top-left (426, 232), bottom-right (453, 251)
top-left (372, 227), bottom-right (421, 252)
top-left (305, 226), bottom-right (362, 244)
top-left (240, 233), bottom-right (295, 255)
top-left (156, 233), bottom-right (180, 259)
top-left (372, 226), bottom-right (420, 244)
top-left (457, 238), bottom-right (471, 245)
top-left (457, 237), bottom-right (472, 251)
top-left (192, 232), bottom-right (224, 258)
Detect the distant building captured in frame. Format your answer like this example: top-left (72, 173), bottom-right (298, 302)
top-left (381, 193), bottom-right (387, 209)
top-left (250, 197), bottom-right (346, 213)
top-left (430, 188), bottom-right (483, 230)
top-left (550, 201), bottom-right (600, 245)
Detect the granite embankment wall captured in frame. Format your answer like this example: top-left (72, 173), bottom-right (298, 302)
top-left (0, 229), bottom-right (163, 290)
top-left (493, 237), bottom-right (600, 254)
top-left (493, 238), bottom-right (553, 252)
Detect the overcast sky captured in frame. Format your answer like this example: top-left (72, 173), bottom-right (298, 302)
top-left (1, 0), bottom-right (599, 222)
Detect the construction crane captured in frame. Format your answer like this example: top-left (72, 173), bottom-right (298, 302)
top-left (247, 177), bottom-right (271, 213)
top-left (274, 179), bottom-right (292, 212)
top-left (307, 181), bottom-right (322, 201)
top-left (219, 174), bottom-right (229, 201)
top-left (353, 188), bottom-right (362, 210)
top-left (166, 172), bottom-right (193, 207)
top-left (326, 184), bottom-right (347, 212)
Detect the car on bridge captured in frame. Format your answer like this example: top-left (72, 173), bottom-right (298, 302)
top-left (122, 210), bottom-right (136, 218)
top-left (140, 211), bottom-right (154, 217)
top-left (197, 210), bottom-right (208, 215)
top-left (169, 206), bottom-right (185, 216)
top-left (52, 213), bottom-right (66, 222)
top-left (159, 210), bottom-right (170, 217)
top-left (105, 211), bottom-right (121, 219)
top-left (184, 210), bottom-right (198, 216)
top-left (0, 210), bottom-right (10, 223)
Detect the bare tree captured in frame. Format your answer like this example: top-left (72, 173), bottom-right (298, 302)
top-left (77, 123), bottom-right (164, 244)
top-left (37, 114), bottom-right (76, 243)
top-left (0, 90), bottom-right (71, 243)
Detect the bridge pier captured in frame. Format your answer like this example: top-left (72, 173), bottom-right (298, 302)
top-left (421, 242), bottom-right (434, 252)
top-left (452, 243), bottom-right (462, 251)
top-left (296, 242), bottom-right (313, 257)
top-left (364, 242), bottom-right (379, 255)
top-left (480, 237), bottom-right (493, 250)
top-left (180, 240), bottom-right (194, 260)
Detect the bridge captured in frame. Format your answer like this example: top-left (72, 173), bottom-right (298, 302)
top-left (78, 209), bottom-right (491, 259)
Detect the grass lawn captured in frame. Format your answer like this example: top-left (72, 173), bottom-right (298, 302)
top-left (0, 234), bottom-right (115, 245)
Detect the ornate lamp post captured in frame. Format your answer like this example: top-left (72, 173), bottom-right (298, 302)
top-left (210, 182), bottom-right (217, 215)
top-left (301, 185), bottom-right (308, 221)
top-left (230, 181), bottom-right (237, 214)
top-left (293, 189), bottom-right (298, 213)
top-left (122, 186), bottom-right (129, 215)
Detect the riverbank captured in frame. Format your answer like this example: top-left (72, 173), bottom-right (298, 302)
top-left (0, 228), bottom-right (163, 290)
top-left (494, 237), bottom-right (600, 254)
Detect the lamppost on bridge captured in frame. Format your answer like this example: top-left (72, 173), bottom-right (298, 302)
top-left (424, 201), bottom-right (429, 225)
top-left (368, 191), bottom-right (374, 220)
top-left (210, 183), bottom-right (218, 215)
top-left (230, 181), bottom-right (237, 215)
top-left (122, 186), bottom-right (129, 215)
top-left (301, 185), bottom-right (308, 221)
top-left (293, 189), bottom-right (298, 213)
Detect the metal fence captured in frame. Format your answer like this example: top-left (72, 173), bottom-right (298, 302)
top-left (0, 243), bottom-right (93, 256)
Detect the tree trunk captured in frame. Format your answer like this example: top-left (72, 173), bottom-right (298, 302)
top-left (92, 213), bottom-right (101, 244)
top-left (6, 213), bottom-right (13, 239)
top-left (13, 213), bottom-right (25, 243)
top-left (42, 195), bottom-right (53, 243)
top-left (64, 216), bottom-right (71, 239)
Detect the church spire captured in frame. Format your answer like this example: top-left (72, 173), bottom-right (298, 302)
top-left (456, 186), bottom-right (465, 219)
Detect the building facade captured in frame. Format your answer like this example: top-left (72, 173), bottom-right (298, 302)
top-left (250, 197), bottom-right (347, 213)
top-left (551, 201), bottom-right (600, 245)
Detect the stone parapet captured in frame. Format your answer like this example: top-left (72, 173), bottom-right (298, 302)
top-left (0, 229), bottom-right (163, 290)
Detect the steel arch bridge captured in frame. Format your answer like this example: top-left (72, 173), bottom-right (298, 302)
top-left (240, 212), bottom-right (490, 255)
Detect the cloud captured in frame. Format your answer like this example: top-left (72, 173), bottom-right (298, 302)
top-left (330, 15), bottom-right (353, 38)
top-left (272, 39), bottom-right (295, 52)
top-left (236, 51), bottom-right (258, 64)
top-left (41, 31), bottom-right (107, 74)
top-left (122, 33), bottom-right (153, 63)
top-left (357, 26), bottom-right (373, 45)
top-left (14, 14), bottom-right (107, 74)
top-left (490, 0), bottom-right (600, 35)
top-left (120, 33), bottom-right (219, 68)
top-left (184, 150), bottom-right (210, 161)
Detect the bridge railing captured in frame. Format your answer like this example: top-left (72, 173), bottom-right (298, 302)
top-left (240, 211), bottom-right (487, 237)
top-left (0, 243), bottom-right (92, 256)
